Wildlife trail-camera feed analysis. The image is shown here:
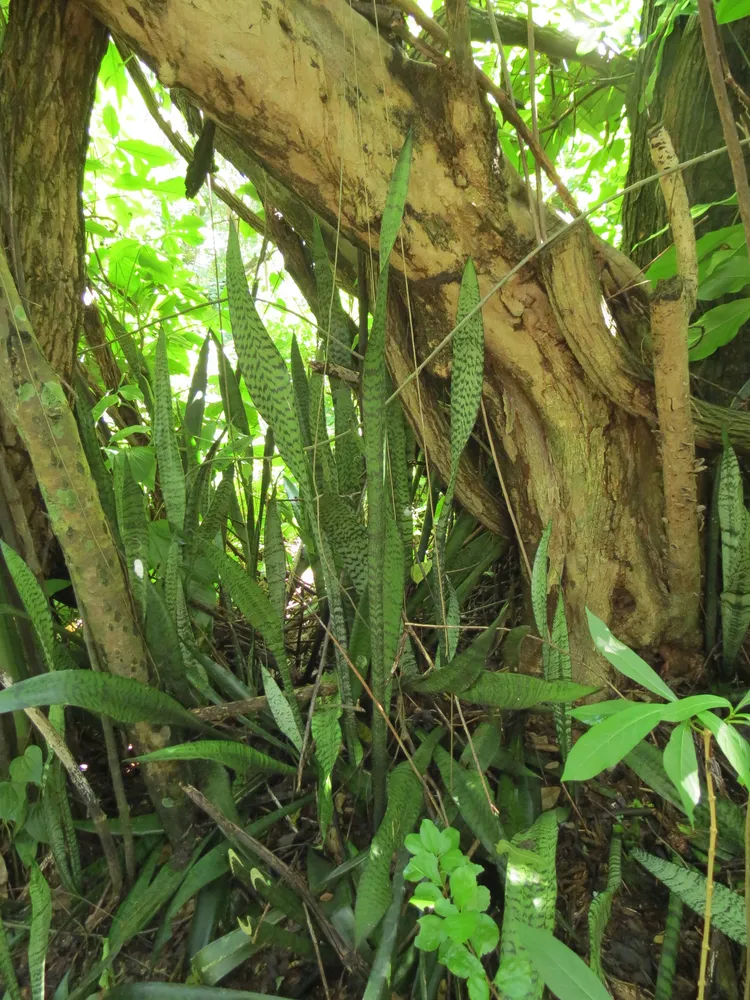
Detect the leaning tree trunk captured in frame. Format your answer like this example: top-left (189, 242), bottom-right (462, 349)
top-left (78, 0), bottom-right (747, 684)
top-left (0, 0), bottom-right (108, 572)
top-left (623, 5), bottom-right (750, 401)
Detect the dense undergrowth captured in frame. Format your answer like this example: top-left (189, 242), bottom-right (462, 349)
top-left (3, 5), bottom-right (750, 1000)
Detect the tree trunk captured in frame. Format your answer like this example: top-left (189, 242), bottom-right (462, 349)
top-left (77, 0), bottom-right (745, 683)
top-left (623, 6), bottom-right (750, 401)
top-left (0, 0), bottom-right (107, 571)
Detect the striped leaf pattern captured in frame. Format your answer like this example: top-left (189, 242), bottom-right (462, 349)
top-left (114, 454), bottom-right (149, 622)
top-left (153, 328), bottom-right (186, 529)
top-left (588, 835), bottom-right (622, 980)
top-left (264, 494), bottom-right (286, 624)
top-left (226, 222), bottom-right (310, 490)
top-left (312, 217), bottom-right (355, 369)
top-left (28, 862), bottom-right (52, 1000)
top-left (719, 438), bottom-right (750, 663)
top-left (0, 540), bottom-right (56, 671)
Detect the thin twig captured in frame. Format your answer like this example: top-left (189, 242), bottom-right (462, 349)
top-left (697, 727), bottom-right (718, 1000)
top-left (192, 682), bottom-right (338, 722)
top-left (182, 782), bottom-right (368, 977)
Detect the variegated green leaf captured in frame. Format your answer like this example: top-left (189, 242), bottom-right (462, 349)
top-left (548, 591), bottom-right (572, 759)
top-left (311, 695), bottom-right (342, 838)
top-left (532, 520), bottom-right (552, 638)
top-left (28, 862), bottom-right (52, 1000)
top-left (262, 666), bottom-right (302, 750)
top-left (434, 745), bottom-right (503, 856)
top-left (588, 835), bottom-right (621, 981)
top-left (0, 540), bottom-right (56, 671)
top-left (461, 672), bottom-right (597, 709)
top-left (131, 739), bottom-right (295, 775)
top-left (264, 494), bottom-right (286, 624)
top-left (317, 493), bottom-right (367, 595)
top-left (184, 333), bottom-right (211, 446)
top-left (113, 453), bottom-right (149, 622)
top-left (153, 327), bottom-right (186, 529)
top-left (226, 223), bottom-right (309, 489)
top-left (378, 131), bottom-right (413, 269)
top-left (312, 217), bottom-right (355, 369)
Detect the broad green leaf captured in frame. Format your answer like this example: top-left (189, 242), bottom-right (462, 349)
top-left (562, 703), bottom-right (670, 781)
top-left (586, 610), bottom-right (677, 701)
top-left (363, 851), bottom-right (409, 1000)
top-left (153, 328), bottom-right (186, 529)
top-left (317, 493), bottom-right (367, 595)
top-left (130, 739), bottom-right (295, 775)
top-left (460, 672), bottom-right (597, 709)
top-left (689, 297), bottom-right (750, 360)
top-left (700, 711), bottom-right (750, 786)
top-left (0, 670), bottom-right (203, 730)
top-left (663, 721), bottom-right (700, 823)
top-left (633, 848), bottom-right (746, 944)
top-left (311, 696), bottom-right (342, 838)
top-left (716, 0), bottom-right (750, 21)
top-left (105, 984), bottom-right (293, 999)
top-left (184, 334), bottom-right (211, 446)
top-left (28, 862), bottom-right (52, 1000)
top-left (516, 925), bottom-right (613, 1000)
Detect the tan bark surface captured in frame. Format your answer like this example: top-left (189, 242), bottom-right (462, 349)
top-left (78, 0), bottom-right (698, 680)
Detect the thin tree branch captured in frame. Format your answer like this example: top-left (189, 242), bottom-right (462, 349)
top-left (697, 0), bottom-right (750, 251)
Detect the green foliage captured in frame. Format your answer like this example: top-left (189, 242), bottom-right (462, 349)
top-left (633, 849), bottom-right (746, 945)
top-left (495, 810), bottom-right (561, 1000)
top-left (28, 862), bottom-right (52, 1000)
top-left (130, 740), bottom-right (295, 775)
top-left (407, 820), bottom-right (498, 1000)
top-left (718, 438), bottom-right (750, 665)
top-left (153, 327), bottom-right (186, 529)
top-left (588, 836), bottom-right (621, 981)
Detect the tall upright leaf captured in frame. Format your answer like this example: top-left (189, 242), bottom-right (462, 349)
top-left (0, 540), bottom-right (56, 671)
top-left (226, 222), bottom-right (310, 491)
top-left (718, 437), bottom-right (750, 663)
top-left (312, 217), bottom-right (355, 369)
top-left (264, 494), bottom-right (286, 624)
top-left (113, 454), bottom-right (149, 622)
top-left (184, 334), bottom-right (211, 448)
top-left (364, 133), bottom-right (412, 824)
top-left (28, 862), bottom-right (52, 1000)
top-left (153, 328), bottom-right (186, 529)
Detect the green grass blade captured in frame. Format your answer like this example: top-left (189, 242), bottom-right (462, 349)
top-left (153, 327), bottom-right (186, 529)
top-left (28, 862), bottom-right (52, 1000)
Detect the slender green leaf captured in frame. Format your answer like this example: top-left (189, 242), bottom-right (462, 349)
top-left (461, 673), bottom-right (597, 709)
top-left (131, 740), bottom-right (295, 775)
top-left (0, 540), bottom-right (56, 670)
top-left (261, 666), bottom-right (302, 750)
top-left (408, 612), bottom-right (505, 695)
top-left (28, 862), bottom-right (52, 1000)
top-left (532, 521), bottom-right (552, 639)
top-left (588, 836), bottom-right (621, 982)
top-left (153, 327), bottom-right (186, 529)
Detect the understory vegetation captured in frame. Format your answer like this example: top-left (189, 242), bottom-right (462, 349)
top-left (3, 0), bottom-right (750, 998)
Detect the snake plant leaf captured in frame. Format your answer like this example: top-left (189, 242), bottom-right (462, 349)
top-left (153, 327), bottom-right (186, 530)
top-left (74, 378), bottom-right (119, 537)
top-left (588, 835), bottom-right (621, 981)
top-left (548, 592), bottom-right (573, 759)
top-left (317, 493), bottom-right (367, 595)
top-left (0, 540), bottom-right (56, 671)
top-left (332, 380), bottom-right (363, 501)
top-left (145, 580), bottom-right (191, 703)
top-left (196, 464), bottom-right (235, 546)
top-left (264, 493), bottom-right (286, 624)
top-left (495, 811), bottom-right (561, 1000)
top-left (386, 393), bottom-right (413, 571)
top-left (383, 504), bottom-right (405, 671)
top-left (130, 740), bottom-right (295, 776)
top-left (184, 333), bottom-right (211, 447)
top-left (261, 666), bottom-right (302, 751)
top-left (531, 520), bottom-right (552, 639)
top-left (407, 610), bottom-right (505, 695)
top-left (312, 217), bottom-right (355, 369)
top-left (311, 695), bottom-right (342, 838)
top-left (0, 914), bottom-right (21, 1000)
top-left (718, 443), bottom-right (750, 662)
top-left (28, 862), bottom-right (52, 1000)
top-left (447, 258), bottom-right (485, 489)
top-left (354, 729), bottom-right (441, 945)
top-left (461, 673), bottom-right (597, 710)
top-left (195, 538), bottom-right (286, 675)
top-left (633, 848), bottom-right (747, 944)
top-left (434, 745), bottom-right (503, 856)
top-left (214, 337), bottom-right (251, 437)
top-left (0, 670), bottom-right (204, 730)
top-left (378, 130), bottom-right (413, 269)
top-left (226, 223), bottom-right (309, 490)
top-left (113, 453), bottom-right (149, 622)
top-left (290, 334), bottom-right (312, 450)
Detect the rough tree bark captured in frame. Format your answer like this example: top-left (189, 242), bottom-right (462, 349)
top-left (72, 0), bottom-right (748, 683)
top-left (0, 0), bottom-right (108, 571)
